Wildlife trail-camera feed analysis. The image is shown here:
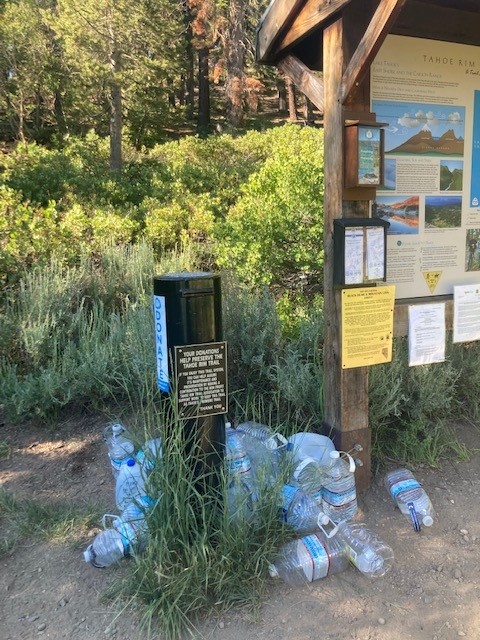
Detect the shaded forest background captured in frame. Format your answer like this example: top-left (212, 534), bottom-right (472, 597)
top-left (0, 0), bottom-right (315, 167)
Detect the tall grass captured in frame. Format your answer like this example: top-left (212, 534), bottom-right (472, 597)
top-left (111, 394), bottom-right (291, 639)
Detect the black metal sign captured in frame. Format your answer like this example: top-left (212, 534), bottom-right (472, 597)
top-left (175, 342), bottom-right (228, 418)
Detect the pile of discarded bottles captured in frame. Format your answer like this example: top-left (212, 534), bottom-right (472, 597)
top-left (83, 420), bottom-right (436, 585)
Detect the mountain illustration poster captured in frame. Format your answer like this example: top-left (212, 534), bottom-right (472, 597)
top-left (371, 35), bottom-right (480, 300)
top-left (373, 101), bottom-right (465, 157)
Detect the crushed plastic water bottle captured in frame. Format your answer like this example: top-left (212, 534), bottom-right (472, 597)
top-left (236, 422), bottom-right (275, 442)
top-left (136, 437), bottom-right (163, 472)
top-left (236, 423), bottom-right (288, 488)
top-left (384, 468), bottom-right (435, 531)
top-left (319, 517), bottom-right (394, 578)
top-left (281, 483), bottom-right (326, 534)
top-left (321, 451), bottom-right (358, 523)
top-left (103, 423), bottom-right (135, 479)
top-left (269, 530), bottom-right (348, 586)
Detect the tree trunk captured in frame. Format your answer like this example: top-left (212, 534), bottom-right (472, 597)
top-left (183, 1), bottom-right (195, 120)
top-left (167, 77), bottom-right (176, 107)
top-left (277, 77), bottom-right (287, 114)
top-left (107, 10), bottom-right (122, 172)
top-left (303, 96), bottom-right (315, 124)
top-left (54, 91), bottom-right (67, 136)
top-left (225, 0), bottom-right (246, 127)
top-left (197, 47), bottom-right (210, 131)
top-left (285, 76), bottom-right (297, 122)
top-left (109, 77), bottom-right (123, 171)
top-left (18, 90), bottom-right (26, 143)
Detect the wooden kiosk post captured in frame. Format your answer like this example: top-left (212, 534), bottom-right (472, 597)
top-left (257, 0), bottom-right (408, 490)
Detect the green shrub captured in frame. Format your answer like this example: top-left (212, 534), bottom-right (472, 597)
top-left (215, 125), bottom-right (324, 290)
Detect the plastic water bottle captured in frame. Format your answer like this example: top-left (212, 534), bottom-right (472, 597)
top-left (136, 437), bottom-right (163, 472)
top-left (226, 477), bottom-right (255, 524)
top-left (115, 458), bottom-right (148, 511)
top-left (268, 531), bottom-right (348, 585)
top-left (239, 431), bottom-right (288, 489)
top-left (321, 451), bottom-right (358, 523)
top-left (335, 521), bottom-right (394, 578)
top-left (83, 498), bottom-right (152, 568)
top-left (112, 498), bottom-right (151, 555)
top-left (225, 424), bottom-right (257, 495)
top-left (281, 483), bottom-right (326, 534)
top-left (384, 468), bottom-right (435, 531)
top-left (236, 422), bottom-right (275, 442)
top-left (83, 528), bottom-right (125, 568)
top-left (103, 423), bottom-right (135, 479)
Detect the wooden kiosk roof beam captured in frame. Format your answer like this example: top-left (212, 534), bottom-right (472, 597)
top-left (257, 0), bottom-right (353, 63)
top-left (278, 55), bottom-right (325, 113)
top-left (341, 0), bottom-right (407, 103)
top-left (256, 0), bottom-right (308, 63)
top-left (274, 0), bottom-right (353, 60)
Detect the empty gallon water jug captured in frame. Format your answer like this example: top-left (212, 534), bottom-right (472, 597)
top-left (103, 423), bottom-right (135, 479)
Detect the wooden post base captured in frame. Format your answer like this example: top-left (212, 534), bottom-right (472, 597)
top-left (322, 423), bottom-right (371, 492)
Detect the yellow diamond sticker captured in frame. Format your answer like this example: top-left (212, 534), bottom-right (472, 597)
top-left (423, 271), bottom-right (442, 294)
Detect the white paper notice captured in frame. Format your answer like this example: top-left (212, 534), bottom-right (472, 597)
top-left (453, 284), bottom-right (480, 343)
top-left (366, 226), bottom-right (385, 281)
top-left (344, 227), bottom-right (364, 285)
top-left (408, 303), bottom-right (445, 366)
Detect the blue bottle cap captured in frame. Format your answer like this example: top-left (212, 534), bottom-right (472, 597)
top-left (127, 458), bottom-right (135, 467)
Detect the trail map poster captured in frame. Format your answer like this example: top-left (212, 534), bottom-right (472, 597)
top-left (372, 36), bottom-right (480, 299)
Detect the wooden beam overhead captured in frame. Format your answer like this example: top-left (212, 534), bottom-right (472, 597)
top-left (256, 0), bottom-right (307, 63)
top-left (278, 54), bottom-right (325, 113)
top-left (273, 0), bottom-right (353, 60)
top-left (341, 0), bottom-right (407, 103)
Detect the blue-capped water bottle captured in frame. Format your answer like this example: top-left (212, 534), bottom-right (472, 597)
top-left (115, 458), bottom-right (148, 511)
top-left (385, 468), bottom-right (434, 531)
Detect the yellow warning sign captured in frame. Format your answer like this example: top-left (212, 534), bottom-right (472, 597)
top-left (341, 286), bottom-right (395, 369)
top-left (423, 272), bottom-right (442, 294)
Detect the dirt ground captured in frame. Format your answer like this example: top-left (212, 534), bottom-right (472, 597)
top-left (1, 413), bottom-right (480, 640)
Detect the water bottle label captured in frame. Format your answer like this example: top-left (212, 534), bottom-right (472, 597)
top-left (345, 546), bottom-right (358, 565)
top-left (389, 479), bottom-right (421, 499)
top-left (322, 485), bottom-right (356, 507)
top-left (281, 484), bottom-right (299, 510)
top-left (297, 534), bottom-right (329, 581)
top-left (228, 453), bottom-right (252, 476)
